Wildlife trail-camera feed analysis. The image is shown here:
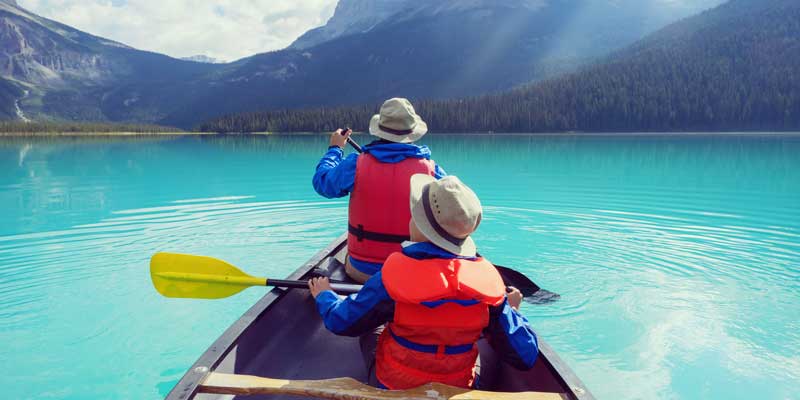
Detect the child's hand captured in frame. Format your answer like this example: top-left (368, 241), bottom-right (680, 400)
top-left (507, 286), bottom-right (523, 310)
top-left (308, 277), bottom-right (333, 299)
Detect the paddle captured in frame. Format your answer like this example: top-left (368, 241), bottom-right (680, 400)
top-left (151, 252), bottom-right (554, 305)
top-left (495, 265), bottom-right (560, 305)
top-left (343, 134), bottom-right (560, 304)
top-left (150, 253), bottom-right (363, 299)
top-left (340, 127), bottom-right (363, 153)
top-left (200, 372), bottom-right (563, 400)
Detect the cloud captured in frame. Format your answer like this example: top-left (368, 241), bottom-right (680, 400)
top-left (17, 0), bottom-right (339, 62)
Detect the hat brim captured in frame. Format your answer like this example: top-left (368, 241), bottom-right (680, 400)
top-left (369, 114), bottom-right (428, 143)
top-left (409, 174), bottom-right (477, 257)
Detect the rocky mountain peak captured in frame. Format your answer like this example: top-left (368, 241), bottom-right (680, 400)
top-left (1, 0), bottom-right (19, 7)
top-left (290, 0), bottom-right (411, 49)
top-left (329, 0), bottom-right (410, 21)
top-left (289, 0), bottom-right (554, 50)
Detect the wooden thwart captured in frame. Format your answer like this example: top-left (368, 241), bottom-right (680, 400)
top-left (201, 372), bottom-right (565, 400)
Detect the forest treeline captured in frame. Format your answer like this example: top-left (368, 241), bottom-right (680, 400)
top-left (0, 121), bottom-right (184, 134)
top-left (199, 0), bottom-right (800, 134)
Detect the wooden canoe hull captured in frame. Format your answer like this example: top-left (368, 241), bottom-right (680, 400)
top-left (166, 234), bottom-right (594, 400)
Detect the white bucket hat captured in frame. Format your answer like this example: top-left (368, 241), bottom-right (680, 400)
top-left (409, 175), bottom-right (482, 257)
top-left (369, 98), bottom-right (428, 143)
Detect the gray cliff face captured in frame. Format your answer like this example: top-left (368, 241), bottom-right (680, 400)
top-left (0, 1), bottom-right (218, 122)
top-left (0, 0), bottom-right (138, 88)
top-left (290, 0), bottom-right (412, 49)
top-left (0, 11), bottom-right (121, 86)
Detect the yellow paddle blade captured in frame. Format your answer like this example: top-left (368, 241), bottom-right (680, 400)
top-left (150, 253), bottom-right (267, 299)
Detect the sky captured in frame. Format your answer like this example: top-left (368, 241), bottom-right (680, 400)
top-left (18, 0), bottom-right (339, 62)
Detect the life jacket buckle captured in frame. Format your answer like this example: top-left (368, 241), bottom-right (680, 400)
top-left (355, 224), bottom-right (365, 242)
top-left (436, 345), bottom-right (446, 360)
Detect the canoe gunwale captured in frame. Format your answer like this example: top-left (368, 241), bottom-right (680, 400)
top-left (165, 234), bottom-right (348, 400)
top-left (537, 340), bottom-right (595, 400)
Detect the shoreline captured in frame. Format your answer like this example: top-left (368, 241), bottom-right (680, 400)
top-left (0, 131), bottom-right (214, 137)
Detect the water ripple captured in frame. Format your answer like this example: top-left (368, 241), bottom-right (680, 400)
top-left (0, 197), bottom-right (347, 331)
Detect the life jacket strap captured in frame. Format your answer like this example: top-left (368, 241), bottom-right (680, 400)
top-left (388, 327), bottom-right (474, 355)
top-left (348, 224), bottom-right (410, 243)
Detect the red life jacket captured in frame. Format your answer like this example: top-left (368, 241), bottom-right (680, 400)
top-left (376, 252), bottom-right (506, 390)
top-left (348, 154), bottom-right (436, 265)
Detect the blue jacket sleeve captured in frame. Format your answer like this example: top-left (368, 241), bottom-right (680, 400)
top-left (312, 147), bottom-right (359, 198)
top-left (485, 299), bottom-right (539, 370)
top-left (434, 164), bottom-right (447, 179)
top-left (315, 273), bottom-right (394, 337)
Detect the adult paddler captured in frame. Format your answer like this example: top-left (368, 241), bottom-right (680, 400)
top-left (313, 98), bottom-right (446, 283)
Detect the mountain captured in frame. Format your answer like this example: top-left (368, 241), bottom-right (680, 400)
top-left (199, 0), bottom-right (800, 133)
top-left (0, 0), bottom-right (220, 122)
top-left (1, 0), bottom-right (723, 127)
top-left (151, 0), bottom-right (724, 128)
top-left (291, 0), bottom-right (725, 58)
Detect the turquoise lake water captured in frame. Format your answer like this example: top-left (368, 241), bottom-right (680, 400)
top-left (0, 134), bottom-right (798, 400)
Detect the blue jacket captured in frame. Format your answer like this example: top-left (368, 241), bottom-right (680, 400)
top-left (315, 242), bottom-right (540, 371)
top-left (312, 140), bottom-right (447, 199)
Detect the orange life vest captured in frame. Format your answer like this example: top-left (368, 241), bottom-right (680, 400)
top-left (348, 154), bottom-right (436, 265)
top-left (376, 252), bottom-right (506, 390)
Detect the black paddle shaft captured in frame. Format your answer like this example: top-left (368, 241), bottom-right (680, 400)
top-left (340, 128), bottom-right (364, 153)
top-left (267, 279), bottom-right (363, 295)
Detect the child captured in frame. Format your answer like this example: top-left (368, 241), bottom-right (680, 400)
top-left (309, 175), bottom-right (538, 390)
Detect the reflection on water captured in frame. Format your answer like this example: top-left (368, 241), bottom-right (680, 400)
top-left (0, 134), bottom-right (798, 400)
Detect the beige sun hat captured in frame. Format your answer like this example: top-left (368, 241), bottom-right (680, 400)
top-left (369, 98), bottom-right (428, 143)
top-left (409, 175), bottom-right (482, 256)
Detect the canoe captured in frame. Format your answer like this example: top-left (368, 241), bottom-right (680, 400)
top-left (166, 234), bottom-right (595, 400)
